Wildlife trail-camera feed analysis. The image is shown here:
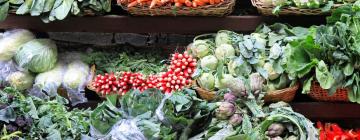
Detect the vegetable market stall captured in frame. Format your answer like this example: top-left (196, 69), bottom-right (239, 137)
top-left (0, 0), bottom-right (360, 139)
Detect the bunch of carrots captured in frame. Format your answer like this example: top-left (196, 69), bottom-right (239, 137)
top-left (117, 0), bottom-right (223, 8)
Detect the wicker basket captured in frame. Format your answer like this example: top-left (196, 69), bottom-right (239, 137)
top-left (309, 81), bottom-right (349, 102)
top-left (119, 0), bottom-right (235, 16)
top-left (87, 65), bottom-right (98, 93)
top-left (264, 83), bottom-right (299, 103)
top-left (251, 0), bottom-right (343, 16)
top-left (193, 80), bottom-right (216, 101)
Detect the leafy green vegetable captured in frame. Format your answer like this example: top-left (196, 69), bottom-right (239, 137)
top-left (81, 47), bottom-right (166, 75)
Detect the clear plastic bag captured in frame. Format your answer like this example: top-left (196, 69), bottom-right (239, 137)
top-left (0, 60), bottom-right (20, 87)
top-left (0, 29), bottom-right (35, 61)
top-left (90, 119), bottom-right (146, 140)
top-left (29, 62), bottom-right (66, 99)
top-left (63, 59), bottom-right (92, 106)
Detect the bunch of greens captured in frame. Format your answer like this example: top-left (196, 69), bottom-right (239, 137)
top-left (281, 1), bottom-right (360, 103)
top-left (270, 0), bottom-right (352, 15)
top-left (254, 23), bottom-right (308, 92)
top-left (0, 0), bottom-right (111, 22)
top-left (82, 47), bottom-right (166, 76)
top-left (0, 87), bottom-right (91, 139)
top-left (88, 88), bottom-right (216, 140)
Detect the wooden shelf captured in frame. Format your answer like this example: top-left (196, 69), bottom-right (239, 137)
top-left (74, 100), bottom-right (360, 120)
top-left (291, 102), bottom-right (360, 120)
top-left (0, 15), bottom-right (326, 33)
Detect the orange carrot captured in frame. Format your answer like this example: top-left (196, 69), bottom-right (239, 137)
top-left (214, 0), bottom-right (220, 4)
top-left (209, 0), bottom-right (214, 5)
top-left (192, 1), bottom-right (197, 7)
top-left (179, 0), bottom-right (186, 3)
top-left (150, 0), bottom-right (157, 8)
top-left (185, 0), bottom-right (192, 7)
top-left (128, 1), bottom-right (138, 7)
top-left (202, 0), bottom-right (209, 3)
top-left (195, 0), bottom-right (205, 6)
top-left (175, 2), bottom-right (183, 7)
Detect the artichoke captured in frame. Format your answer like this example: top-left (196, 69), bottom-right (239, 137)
top-left (215, 102), bottom-right (236, 119)
top-left (229, 114), bottom-right (243, 126)
top-left (266, 123), bottom-right (285, 138)
top-left (224, 92), bottom-right (237, 103)
top-left (250, 73), bottom-right (265, 95)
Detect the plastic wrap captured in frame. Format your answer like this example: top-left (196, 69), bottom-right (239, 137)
top-left (29, 62), bottom-right (66, 98)
top-left (0, 60), bottom-right (20, 87)
top-left (63, 60), bottom-right (92, 106)
top-left (89, 93), bottom-right (171, 140)
top-left (0, 29), bottom-right (35, 61)
top-left (6, 71), bottom-right (34, 90)
top-left (90, 119), bottom-right (146, 140)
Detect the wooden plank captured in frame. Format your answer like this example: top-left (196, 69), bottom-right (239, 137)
top-left (291, 102), bottom-right (360, 120)
top-left (0, 15), bottom-right (327, 33)
top-left (0, 15), bottom-right (264, 33)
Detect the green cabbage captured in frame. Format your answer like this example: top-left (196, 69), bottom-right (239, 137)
top-left (228, 57), bottom-right (252, 77)
top-left (15, 39), bottom-right (58, 73)
top-left (200, 55), bottom-right (218, 71)
top-left (63, 60), bottom-right (90, 89)
top-left (0, 29), bottom-right (35, 61)
top-left (215, 44), bottom-right (235, 61)
top-left (7, 71), bottom-right (34, 90)
top-left (198, 73), bottom-right (215, 91)
top-left (192, 40), bottom-right (213, 58)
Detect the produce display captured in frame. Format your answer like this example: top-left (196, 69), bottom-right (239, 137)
top-left (2, 0), bottom-right (360, 139)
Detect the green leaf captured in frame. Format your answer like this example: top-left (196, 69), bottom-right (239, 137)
top-left (321, 1), bottom-right (333, 12)
top-left (315, 61), bottom-right (335, 90)
top-left (43, 0), bottom-right (55, 12)
top-left (30, 0), bottom-right (45, 16)
top-left (46, 129), bottom-right (61, 140)
top-left (16, 0), bottom-right (33, 14)
top-left (0, 2), bottom-right (9, 21)
top-left (10, 0), bottom-right (24, 4)
top-left (344, 63), bottom-right (354, 76)
top-left (241, 114), bottom-right (252, 134)
top-left (0, 106), bottom-right (16, 123)
top-left (302, 76), bottom-right (314, 94)
top-left (53, 0), bottom-right (73, 20)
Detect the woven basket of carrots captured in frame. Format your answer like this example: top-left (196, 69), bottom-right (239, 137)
top-left (116, 0), bottom-right (235, 16)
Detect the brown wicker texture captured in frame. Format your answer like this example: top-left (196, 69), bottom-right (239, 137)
top-left (120, 0), bottom-right (235, 16)
top-left (251, 0), bottom-right (343, 16)
top-left (87, 65), bottom-right (98, 94)
top-left (193, 80), bottom-right (216, 101)
top-left (309, 81), bottom-right (349, 102)
top-left (264, 83), bottom-right (299, 103)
